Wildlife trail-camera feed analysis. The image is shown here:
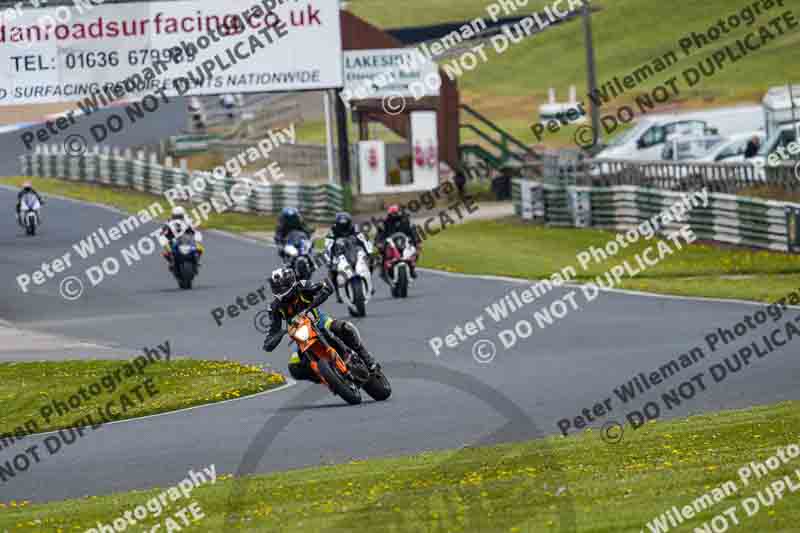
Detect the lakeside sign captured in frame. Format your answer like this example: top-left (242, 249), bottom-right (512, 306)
top-left (343, 48), bottom-right (440, 101)
top-left (0, 0), bottom-right (343, 105)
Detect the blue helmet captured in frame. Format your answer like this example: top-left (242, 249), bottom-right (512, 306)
top-left (280, 207), bottom-right (300, 225)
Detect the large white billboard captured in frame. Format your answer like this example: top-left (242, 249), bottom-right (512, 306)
top-left (0, 0), bottom-right (343, 105)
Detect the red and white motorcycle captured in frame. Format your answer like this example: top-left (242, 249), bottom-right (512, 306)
top-left (383, 232), bottom-right (417, 298)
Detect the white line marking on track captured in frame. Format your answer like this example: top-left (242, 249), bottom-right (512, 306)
top-left (418, 268), bottom-right (800, 310)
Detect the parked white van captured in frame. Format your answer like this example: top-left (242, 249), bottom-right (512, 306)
top-left (596, 118), bottom-right (716, 161)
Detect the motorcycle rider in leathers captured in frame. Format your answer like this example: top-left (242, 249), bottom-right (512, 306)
top-left (262, 267), bottom-right (378, 382)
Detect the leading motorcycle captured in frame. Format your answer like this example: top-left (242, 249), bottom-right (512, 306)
top-left (331, 236), bottom-right (372, 317)
top-left (280, 309), bottom-right (391, 405)
top-left (19, 193), bottom-right (41, 236)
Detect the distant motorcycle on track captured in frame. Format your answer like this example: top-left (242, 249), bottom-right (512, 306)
top-left (331, 235), bottom-right (372, 317)
top-left (159, 222), bottom-right (203, 290)
top-left (19, 193), bottom-right (41, 236)
top-left (282, 230), bottom-right (317, 281)
top-left (383, 232), bottom-right (417, 298)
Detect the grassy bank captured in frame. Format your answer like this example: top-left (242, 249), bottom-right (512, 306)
top-left (0, 359), bottom-right (285, 437)
top-left (348, 0), bottom-right (798, 146)
top-left (419, 217), bottom-right (800, 302)
top-left (0, 176), bottom-right (277, 233)
top-left (3, 400), bottom-right (798, 531)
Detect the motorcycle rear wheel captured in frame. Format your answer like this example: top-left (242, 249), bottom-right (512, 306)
top-left (317, 359), bottom-right (362, 405)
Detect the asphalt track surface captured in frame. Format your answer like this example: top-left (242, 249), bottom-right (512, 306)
top-left (0, 97), bottom-right (187, 177)
top-left (1, 187), bottom-right (800, 505)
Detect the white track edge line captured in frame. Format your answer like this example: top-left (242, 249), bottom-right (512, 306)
top-left (12, 378), bottom-right (297, 442)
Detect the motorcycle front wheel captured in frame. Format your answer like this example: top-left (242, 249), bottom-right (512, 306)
top-left (177, 260), bottom-right (195, 289)
top-left (348, 278), bottom-right (366, 317)
top-left (398, 267), bottom-right (408, 298)
top-left (362, 369), bottom-right (392, 401)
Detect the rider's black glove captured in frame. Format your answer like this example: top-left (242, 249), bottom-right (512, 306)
top-left (310, 281), bottom-right (333, 308)
top-left (263, 334), bottom-right (282, 352)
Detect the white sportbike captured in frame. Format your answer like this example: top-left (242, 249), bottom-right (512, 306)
top-left (19, 193), bottom-right (41, 236)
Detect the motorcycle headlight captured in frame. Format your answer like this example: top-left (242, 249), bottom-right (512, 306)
top-left (178, 244), bottom-right (192, 254)
top-left (294, 325), bottom-right (310, 342)
top-left (403, 246), bottom-right (416, 258)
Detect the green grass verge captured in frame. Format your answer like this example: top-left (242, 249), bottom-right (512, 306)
top-left (419, 217), bottom-right (800, 302)
top-left (0, 359), bottom-right (286, 437)
top-left (0, 176), bottom-right (277, 233)
top-left (3, 400), bottom-right (798, 532)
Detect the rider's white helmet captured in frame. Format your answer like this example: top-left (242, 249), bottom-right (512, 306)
top-left (172, 206), bottom-right (186, 219)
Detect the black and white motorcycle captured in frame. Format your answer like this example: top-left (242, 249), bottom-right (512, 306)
top-left (19, 192), bottom-right (42, 236)
top-left (329, 236), bottom-right (372, 317)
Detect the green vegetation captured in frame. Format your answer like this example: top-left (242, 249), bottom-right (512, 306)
top-left (0, 359), bottom-right (285, 436)
top-left (9, 174), bottom-right (799, 302)
top-left (295, 119), bottom-right (406, 145)
top-left (350, 0), bottom-right (799, 146)
top-left (419, 217), bottom-right (800, 302)
top-left (4, 399), bottom-right (799, 532)
top-left (0, 176), bottom-right (277, 233)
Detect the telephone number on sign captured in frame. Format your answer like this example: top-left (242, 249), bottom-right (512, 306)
top-left (64, 49), bottom-right (196, 70)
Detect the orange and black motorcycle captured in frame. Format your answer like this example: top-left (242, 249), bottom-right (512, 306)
top-left (284, 310), bottom-right (391, 405)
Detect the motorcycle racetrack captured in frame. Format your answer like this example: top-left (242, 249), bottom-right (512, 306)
top-left (2, 186), bottom-right (799, 506)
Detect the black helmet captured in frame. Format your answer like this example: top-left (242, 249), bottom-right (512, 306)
top-left (269, 267), bottom-right (297, 299)
top-left (334, 212), bottom-right (353, 235)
